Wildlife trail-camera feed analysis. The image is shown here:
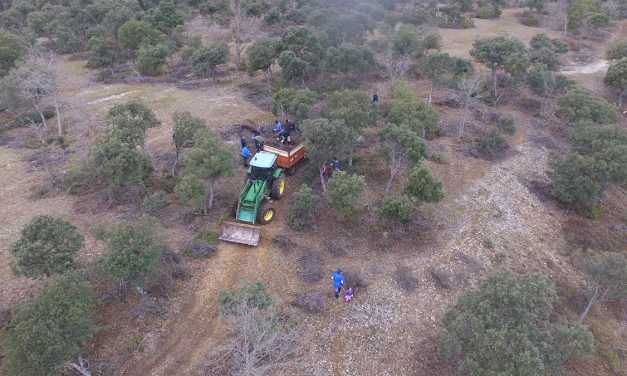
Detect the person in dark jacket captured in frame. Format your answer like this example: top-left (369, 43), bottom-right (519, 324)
top-left (331, 158), bottom-right (340, 171)
top-left (280, 129), bottom-right (291, 147)
top-left (240, 136), bottom-right (247, 148)
top-left (252, 128), bottom-right (262, 152)
top-left (332, 268), bottom-right (345, 299)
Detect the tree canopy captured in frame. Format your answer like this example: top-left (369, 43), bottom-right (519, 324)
top-left (325, 171), bottom-right (366, 219)
top-left (387, 81), bottom-right (439, 137)
top-left (191, 42), bottom-right (228, 79)
top-left (301, 118), bottom-right (353, 190)
top-left (604, 58), bottom-right (627, 109)
top-left (95, 219), bottom-right (166, 288)
top-left (177, 130), bottom-right (236, 213)
top-left (470, 35), bottom-right (527, 96)
top-left (272, 88), bottom-right (317, 121)
top-left (380, 123), bottom-right (426, 196)
top-left (1, 273), bottom-right (98, 376)
top-left (246, 37), bottom-right (277, 90)
top-left (556, 87), bottom-right (617, 125)
top-left (404, 165), bottom-right (443, 204)
top-left (10, 215), bottom-right (84, 278)
top-left (442, 269), bottom-right (593, 375)
top-left (0, 29), bottom-right (26, 77)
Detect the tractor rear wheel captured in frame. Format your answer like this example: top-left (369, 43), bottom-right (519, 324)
top-left (270, 173), bottom-right (285, 199)
top-left (257, 202), bottom-right (275, 224)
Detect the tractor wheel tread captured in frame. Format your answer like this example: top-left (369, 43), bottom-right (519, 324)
top-left (270, 173), bottom-right (285, 199)
top-left (257, 202), bottom-right (275, 225)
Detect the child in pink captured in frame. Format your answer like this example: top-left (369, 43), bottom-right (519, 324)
top-left (344, 287), bottom-right (353, 303)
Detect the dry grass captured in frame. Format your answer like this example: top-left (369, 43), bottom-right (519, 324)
top-left (438, 8), bottom-right (563, 59)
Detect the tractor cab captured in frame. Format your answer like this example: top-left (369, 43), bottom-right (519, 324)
top-left (248, 151), bottom-right (278, 182)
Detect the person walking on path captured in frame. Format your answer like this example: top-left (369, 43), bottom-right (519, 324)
top-left (240, 136), bottom-right (247, 148)
top-left (241, 146), bottom-right (251, 167)
top-left (332, 268), bottom-right (345, 299)
top-left (322, 164), bottom-right (329, 179)
top-left (344, 286), bottom-right (353, 303)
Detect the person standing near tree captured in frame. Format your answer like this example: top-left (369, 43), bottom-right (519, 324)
top-left (371, 93), bottom-right (379, 106)
top-left (322, 164), bottom-right (329, 179)
top-left (241, 145), bottom-right (251, 167)
top-left (332, 157), bottom-right (340, 172)
top-left (332, 268), bottom-right (345, 299)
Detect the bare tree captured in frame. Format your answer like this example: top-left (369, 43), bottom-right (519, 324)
top-left (576, 251), bottom-right (626, 322)
top-left (230, 0), bottom-right (261, 71)
top-left (1, 52), bottom-right (63, 137)
top-left (375, 49), bottom-right (411, 81)
top-left (206, 304), bottom-right (306, 376)
top-left (455, 73), bottom-right (482, 142)
top-left (555, 0), bottom-right (568, 37)
top-left (64, 356), bottom-right (92, 376)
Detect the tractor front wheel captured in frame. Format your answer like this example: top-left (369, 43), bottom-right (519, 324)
top-left (257, 203), bottom-right (275, 224)
top-left (270, 173), bottom-right (285, 199)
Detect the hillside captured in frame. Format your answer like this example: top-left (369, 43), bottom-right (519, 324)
top-left (0, 1), bottom-right (625, 375)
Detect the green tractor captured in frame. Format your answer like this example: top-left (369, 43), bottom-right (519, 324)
top-left (219, 151), bottom-right (285, 246)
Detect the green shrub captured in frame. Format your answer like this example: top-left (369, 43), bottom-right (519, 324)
top-left (195, 228), bottom-right (219, 245)
top-left (191, 42), bottom-right (228, 78)
top-left (89, 223), bottom-right (108, 241)
top-left (1, 273), bottom-right (98, 376)
top-left (155, 173), bottom-right (178, 193)
top-left (404, 165), bottom-right (444, 204)
top-left (136, 43), bottom-right (169, 76)
top-left (518, 10), bottom-right (540, 26)
top-left (9, 215), bottom-right (84, 278)
top-left (95, 219), bottom-right (166, 288)
top-left (475, 6), bottom-right (497, 19)
top-left (325, 171), bottom-right (366, 220)
top-left (549, 152), bottom-right (601, 212)
top-left (14, 109), bottom-right (55, 126)
top-left (607, 40), bottom-right (627, 60)
top-left (441, 269), bottom-right (593, 375)
top-left (601, 347), bottom-right (619, 371)
top-left (427, 151), bottom-right (448, 164)
top-left (264, 6), bottom-right (282, 25)
top-left (496, 114), bottom-right (516, 135)
top-left (527, 64), bottom-right (554, 95)
top-left (482, 238), bottom-right (495, 249)
top-left (143, 190), bottom-right (169, 215)
top-left (375, 195), bottom-right (415, 223)
top-left (552, 39), bottom-right (569, 53)
top-left (287, 184), bottom-right (319, 231)
top-left (218, 281), bottom-right (274, 316)
top-left (476, 128), bottom-right (508, 157)
top-left (556, 87), bottom-right (617, 125)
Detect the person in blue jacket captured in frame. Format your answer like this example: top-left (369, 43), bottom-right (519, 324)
top-left (274, 120), bottom-right (283, 134)
top-left (241, 146), bottom-right (251, 167)
top-left (332, 268), bottom-right (345, 299)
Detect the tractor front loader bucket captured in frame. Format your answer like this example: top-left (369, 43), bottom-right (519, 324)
top-left (219, 222), bottom-right (261, 246)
